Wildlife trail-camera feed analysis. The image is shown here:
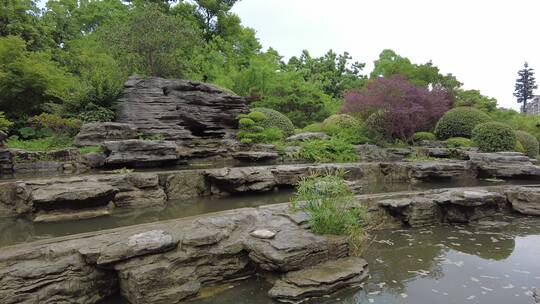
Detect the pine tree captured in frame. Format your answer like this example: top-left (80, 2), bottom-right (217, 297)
top-left (514, 62), bottom-right (538, 113)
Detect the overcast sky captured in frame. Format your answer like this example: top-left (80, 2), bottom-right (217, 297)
top-left (232, 0), bottom-right (540, 110)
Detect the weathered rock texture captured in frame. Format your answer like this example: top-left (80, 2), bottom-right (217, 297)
top-left (102, 139), bottom-right (178, 167)
top-left (0, 204), bottom-right (350, 304)
top-left (75, 122), bottom-right (139, 147)
top-left (0, 173), bottom-right (166, 221)
top-left (469, 152), bottom-right (540, 178)
top-left (506, 186), bottom-right (540, 216)
top-left (117, 75), bottom-right (249, 144)
top-left (286, 132), bottom-right (328, 142)
top-left (10, 148), bottom-right (83, 174)
top-left (0, 161), bottom-right (479, 220)
top-left (268, 257), bottom-right (368, 302)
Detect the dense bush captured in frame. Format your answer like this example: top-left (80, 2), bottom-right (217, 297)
top-left (446, 137), bottom-right (474, 148)
top-left (251, 108), bottom-right (295, 136)
top-left (6, 136), bottom-right (73, 151)
top-left (237, 127), bottom-right (283, 144)
top-left (78, 103), bottom-right (116, 123)
top-left (302, 123), bottom-right (325, 133)
top-left (291, 172), bottom-right (368, 253)
top-left (294, 138), bottom-right (358, 163)
top-left (412, 132), bottom-right (436, 142)
top-left (434, 107), bottom-right (491, 139)
top-left (515, 130), bottom-right (539, 158)
top-left (322, 114), bottom-right (361, 131)
top-left (472, 122), bottom-right (516, 152)
top-left (28, 113), bottom-right (83, 137)
top-left (364, 110), bottom-right (391, 141)
top-left (0, 112), bottom-right (13, 133)
top-left (342, 75), bottom-right (452, 140)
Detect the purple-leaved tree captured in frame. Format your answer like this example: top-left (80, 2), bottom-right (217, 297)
top-left (342, 75), bottom-right (452, 140)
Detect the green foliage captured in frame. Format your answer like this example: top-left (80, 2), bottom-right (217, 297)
top-left (322, 114), bottom-right (361, 132)
top-left (291, 172), bottom-right (368, 252)
top-left (515, 140), bottom-right (525, 154)
top-left (6, 135), bottom-right (73, 151)
top-left (515, 130), bottom-right (539, 158)
top-left (364, 110), bottom-right (391, 142)
top-left (0, 36), bottom-right (81, 118)
top-left (0, 112), bottom-right (13, 133)
top-left (455, 89), bottom-right (497, 112)
top-left (370, 49), bottom-right (462, 93)
top-left (238, 118), bottom-right (255, 128)
top-left (446, 137), bottom-right (474, 149)
top-left (472, 122), bottom-right (517, 153)
top-left (247, 111), bottom-right (266, 122)
top-left (434, 107), bottom-right (491, 140)
top-left (79, 145), bottom-right (103, 154)
top-left (294, 138), bottom-right (358, 163)
top-left (237, 127), bottom-right (283, 144)
top-left (77, 103), bottom-right (116, 123)
top-left (251, 108), bottom-right (295, 136)
top-left (489, 108), bottom-right (540, 139)
top-left (302, 123), bottom-right (325, 133)
top-left (28, 113), bottom-right (82, 137)
top-left (412, 132), bottom-right (436, 142)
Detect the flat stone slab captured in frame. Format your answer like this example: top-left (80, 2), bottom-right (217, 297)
top-left (506, 186), bottom-right (540, 216)
top-left (286, 132), bottom-right (328, 142)
top-left (268, 257), bottom-right (369, 303)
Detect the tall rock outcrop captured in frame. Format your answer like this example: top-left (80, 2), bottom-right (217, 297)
top-left (117, 76), bottom-right (249, 143)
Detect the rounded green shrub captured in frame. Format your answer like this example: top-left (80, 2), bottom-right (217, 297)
top-left (446, 137), bottom-right (474, 148)
top-left (364, 110), bottom-right (391, 141)
top-left (247, 111), bottom-right (266, 122)
top-left (302, 123), bottom-right (325, 133)
top-left (515, 140), bottom-right (525, 154)
top-left (323, 114), bottom-right (361, 130)
top-left (0, 112), bottom-right (13, 133)
top-left (412, 132), bottom-right (436, 142)
top-left (252, 107), bottom-right (295, 136)
top-left (434, 107), bottom-right (491, 139)
top-left (238, 118), bottom-right (255, 128)
top-left (515, 130), bottom-right (539, 158)
top-left (472, 122), bottom-right (517, 152)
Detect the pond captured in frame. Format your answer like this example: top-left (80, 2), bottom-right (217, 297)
top-left (1, 178), bottom-right (538, 248)
top-left (185, 215), bottom-right (540, 304)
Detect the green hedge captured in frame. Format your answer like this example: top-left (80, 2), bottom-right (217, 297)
top-left (434, 107), bottom-right (491, 139)
top-left (472, 122), bottom-right (516, 152)
top-left (252, 107), bottom-right (295, 136)
top-left (515, 130), bottom-right (539, 158)
top-left (412, 132), bottom-right (436, 142)
top-left (446, 137), bottom-right (474, 148)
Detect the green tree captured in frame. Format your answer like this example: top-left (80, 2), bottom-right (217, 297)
top-left (0, 36), bottom-right (80, 118)
top-left (287, 50), bottom-right (366, 98)
top-left (97, 2), bottom-right (202, 77)
top-left (371, 49), bottom-right (461, 93)
top-left (455, 89), bottom-right (498, 112)
top-left (514, 62), bottom-right (538, 113)
top-left (192, 0), bottom-right (240, 41)
top-left (0, 0), bottom-right (50, 50)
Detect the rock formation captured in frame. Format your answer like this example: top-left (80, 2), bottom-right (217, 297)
top-left (74, 122), bottom-right (138, 147)
top-left (468, 151), bottom-right (540, 177)
top-left (116, 76), bottom-right (249, 152)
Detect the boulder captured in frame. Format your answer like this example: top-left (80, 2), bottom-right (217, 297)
top-left (81, 152), bottom-right (106, 168)
top-left (103, 139), bottom-right (178, 167)
top-left (231, 151), bottom-right (279, 162)
top-left (0, 148), bottom-right (12, 175)
top-left (116, 76), bottom-right (249, 142)
top-left (406, 160), bottom-right (471, 180)
top-left (469, 152), bottom-right (540, 178)
top-left (506, 186), bottom-right (540, 216)
top-left (268, 257), bottom-right (369, 303)
top-left (286, 132), bottom-right (328, 142)
top-left (74, 122), bottom-right (139, 147)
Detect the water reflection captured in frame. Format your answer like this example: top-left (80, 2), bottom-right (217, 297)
top-left (186, 216), bottom-right (540, 304)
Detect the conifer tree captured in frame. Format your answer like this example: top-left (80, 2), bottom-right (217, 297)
top-left (514, 62), bottom-right (538, 113)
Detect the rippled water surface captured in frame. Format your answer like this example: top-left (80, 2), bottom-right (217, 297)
top-left (186, 216), bottom-right (540, 304)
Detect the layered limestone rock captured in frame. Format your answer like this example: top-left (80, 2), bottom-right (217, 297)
top-left (102, 139), bottom-right (178, 167)
top-left (268, 257), bottom-right (369, 303)
top-left (0, 173), bottom-right (166, 221)
top-left (74, 122), bottom-right (138, 147)
top-left (0, 204), bottom-right (351, 304)
top-left (469, 152), bottom-right (540, 177)
top-left (286, 132), bottom-right (328, 142)
top-left (377, 188), bottom-right (507, 227)
top-left (506, 186), bottom-right (540, 216)
top-left (116, 76), bottom-right (248, 150)
top-left (9, 148), bottom-right (82, 174)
